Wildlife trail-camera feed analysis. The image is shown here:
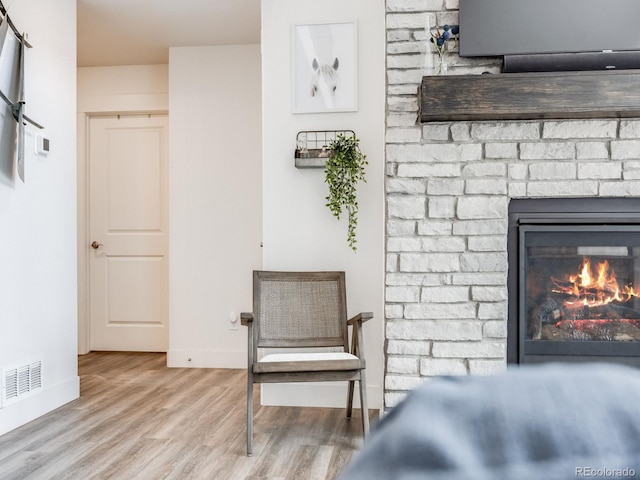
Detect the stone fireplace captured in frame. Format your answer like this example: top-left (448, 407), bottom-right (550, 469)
top-left (385, 0), bottom-right (640, 409)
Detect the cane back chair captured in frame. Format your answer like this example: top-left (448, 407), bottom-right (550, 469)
top-left (241, 270), bottom-right (372, 456)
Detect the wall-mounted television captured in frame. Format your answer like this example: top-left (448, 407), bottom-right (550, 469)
top-left (459, 0), bottom-right (640, 73)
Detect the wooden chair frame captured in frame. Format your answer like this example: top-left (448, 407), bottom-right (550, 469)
top-left (241, 270), bottom-right (372, 456)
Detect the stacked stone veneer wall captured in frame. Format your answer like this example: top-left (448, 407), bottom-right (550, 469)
top-left (384, 1), bottom-right (640, 407)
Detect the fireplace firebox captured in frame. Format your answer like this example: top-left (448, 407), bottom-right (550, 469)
top-left (508, 198), bottom-right (640, 366)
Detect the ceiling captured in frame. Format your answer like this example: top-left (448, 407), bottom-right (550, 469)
top-left (77, 0), bottom-right (261, 67)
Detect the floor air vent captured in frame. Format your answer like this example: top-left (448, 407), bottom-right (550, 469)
top-left (2, 361), bottom-right (43, 406)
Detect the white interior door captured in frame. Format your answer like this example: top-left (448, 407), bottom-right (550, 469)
top-left (89, 115), bottom-right (169, 352)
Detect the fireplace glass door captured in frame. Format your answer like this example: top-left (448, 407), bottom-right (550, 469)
top-left (521, 225), bottom-right (640, 362)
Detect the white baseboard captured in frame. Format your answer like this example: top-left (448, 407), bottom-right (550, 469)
top-left (167, 349), bottom-right (245, 369)
top-left (0, 375), bottom-right (80, 436)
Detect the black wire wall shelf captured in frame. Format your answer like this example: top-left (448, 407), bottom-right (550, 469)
top-left (294, 130), bottom-right (355, 168)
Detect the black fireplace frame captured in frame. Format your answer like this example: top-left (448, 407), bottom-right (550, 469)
top-left (507, 197), bottom-right (640, 365)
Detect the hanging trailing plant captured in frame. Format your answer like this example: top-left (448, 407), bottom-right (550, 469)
top-left (324, 133), bottom-right (368, 252)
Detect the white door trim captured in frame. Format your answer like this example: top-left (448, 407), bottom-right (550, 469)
top-left (77, 94), bottom-right (168, 355)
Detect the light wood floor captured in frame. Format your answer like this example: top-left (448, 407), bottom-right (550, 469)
top-left (0, 352), bottom-right (376, 480)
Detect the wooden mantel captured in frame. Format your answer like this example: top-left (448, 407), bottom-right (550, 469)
top-left (420, 70), bottom-right (640, 123)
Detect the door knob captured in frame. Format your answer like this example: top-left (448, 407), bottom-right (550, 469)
top-left (91, 241), bottom-right (103, 249)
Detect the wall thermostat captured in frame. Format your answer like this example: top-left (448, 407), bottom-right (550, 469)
top-left (35, 135), bottom-right (50, 156)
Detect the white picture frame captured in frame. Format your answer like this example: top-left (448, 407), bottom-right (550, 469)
top-left (291, 22), bottom-right (358, 114)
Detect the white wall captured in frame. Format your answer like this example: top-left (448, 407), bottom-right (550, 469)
top-left (77, 65), bottom-right (169, 112)
top-left (261, 0), bottom-right (385, 409)
top-left (0, 0), bottom-right (78, 435)
top-left (76, 64), bottom-right (169, 354)
top-left (168, 45), bottom-right (263, 368)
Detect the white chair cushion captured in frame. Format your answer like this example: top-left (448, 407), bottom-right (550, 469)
top-left (259, 352), bottom-right (358, 363)
top-left (253, 351), bottom-right (363, 373)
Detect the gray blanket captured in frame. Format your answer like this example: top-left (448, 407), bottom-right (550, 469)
top-left (340, 363), bottom-right (640, 480)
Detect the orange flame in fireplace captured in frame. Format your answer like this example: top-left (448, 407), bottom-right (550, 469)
top-left (552, 257), bottom-right (639, 307)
